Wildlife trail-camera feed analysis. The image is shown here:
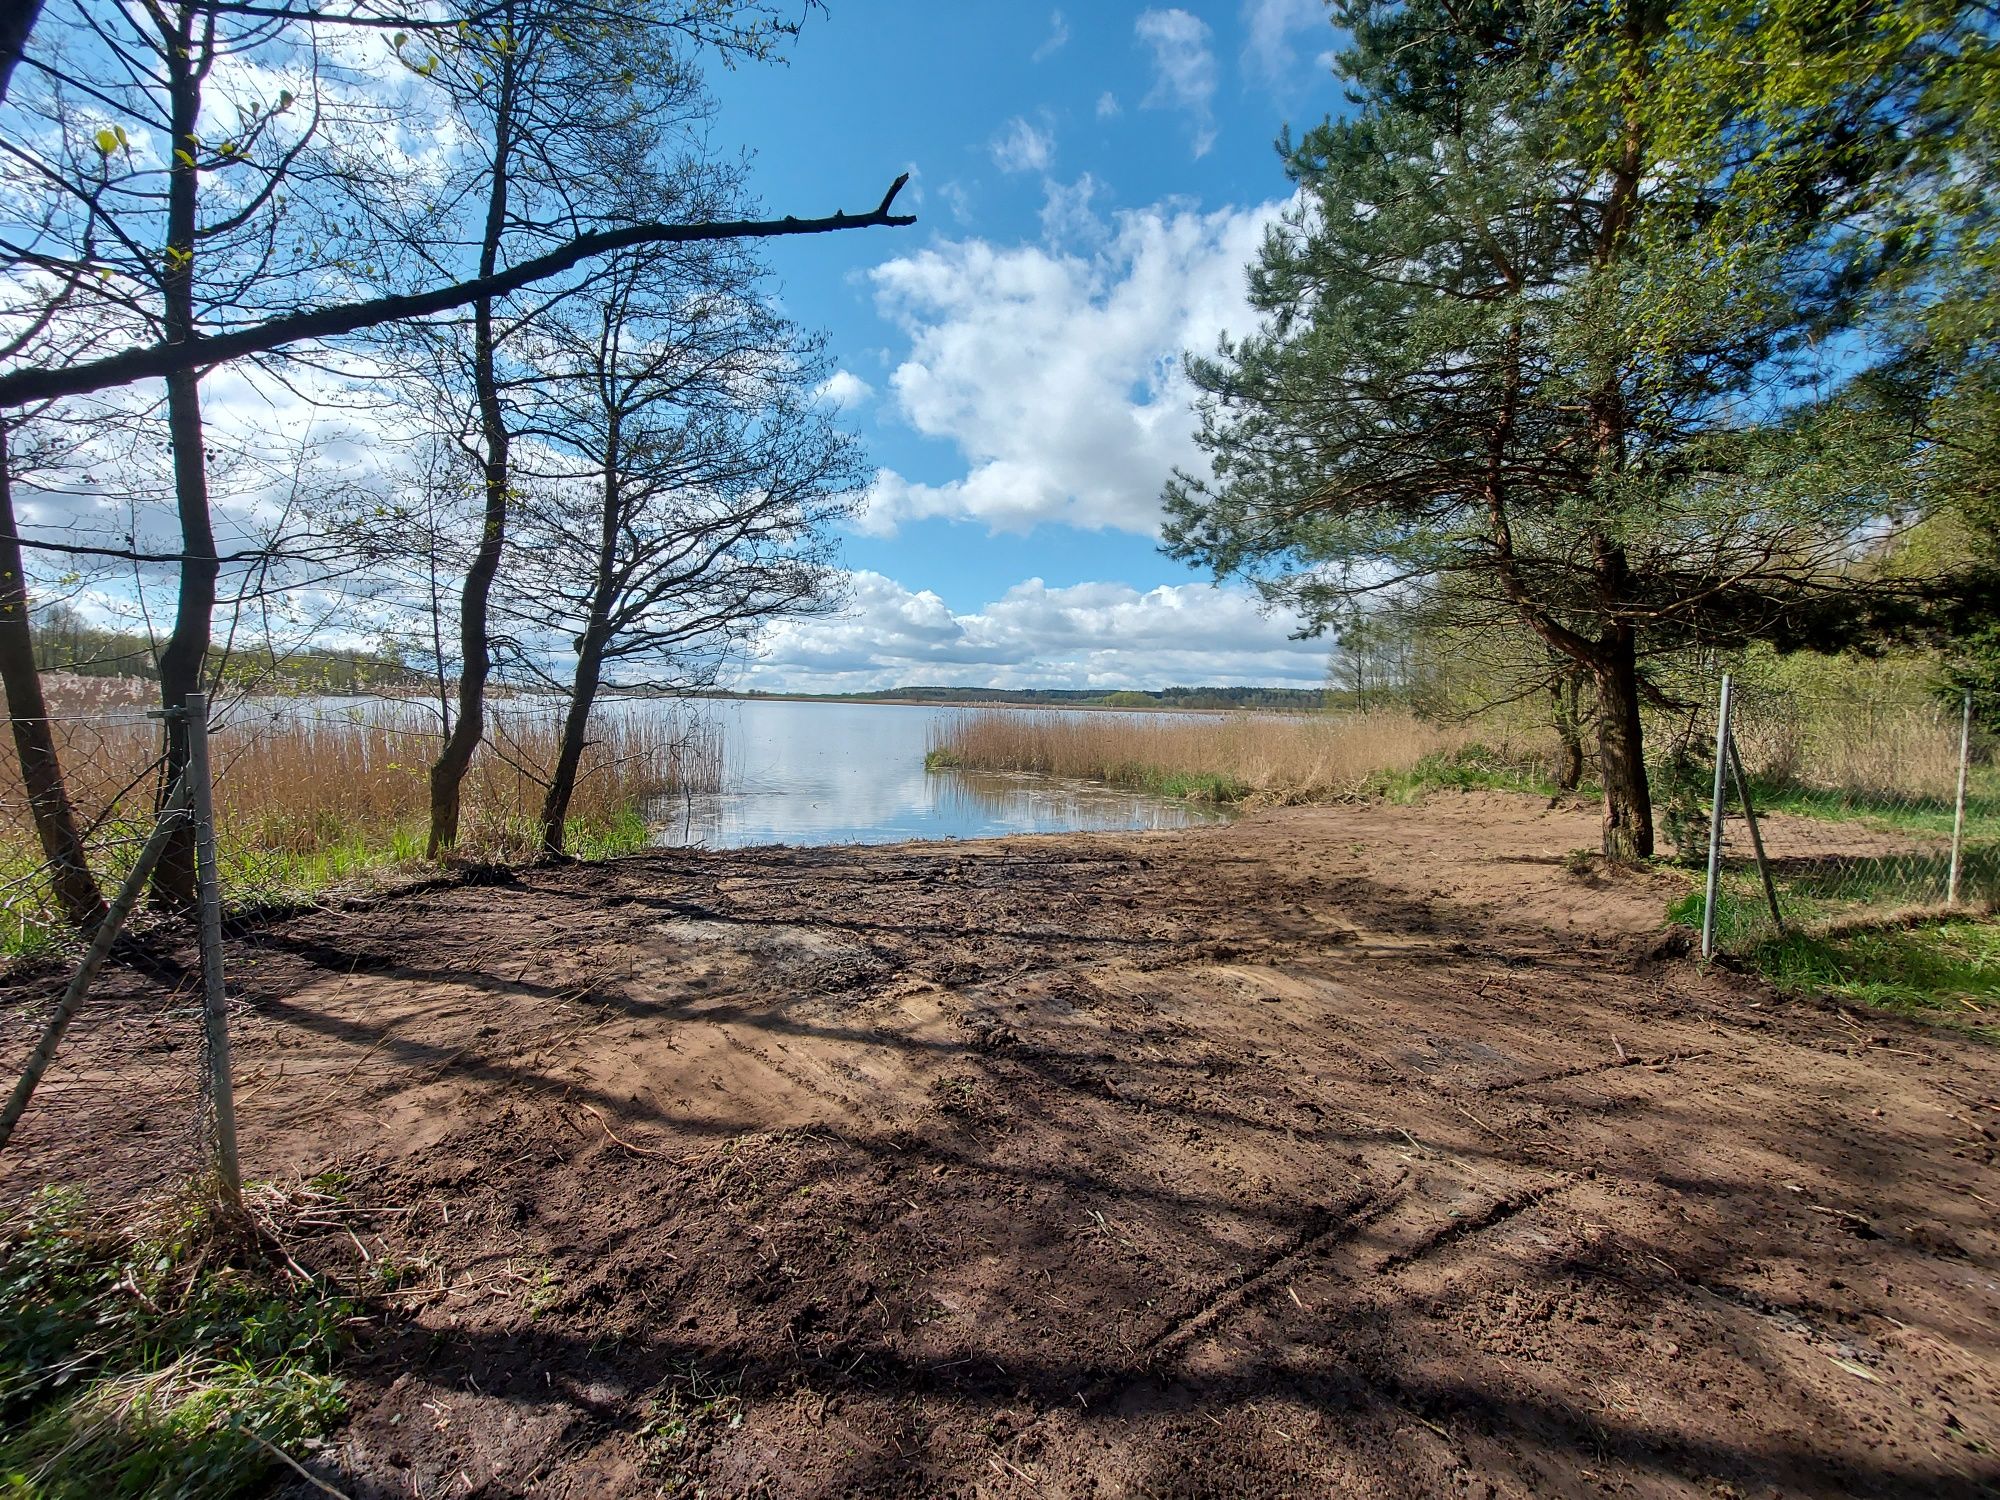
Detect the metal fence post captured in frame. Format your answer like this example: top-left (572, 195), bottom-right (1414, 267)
top-left (187, 691), bottom-right (241, 1207)
top-left (1701, 673), bottom-right (1734, 961)
top-left (1949, 689), bottom-right (1973, 907)
top-left (1725, 732), bottom-right (1785, 936)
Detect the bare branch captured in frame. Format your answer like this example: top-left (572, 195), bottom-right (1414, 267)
top-left (0, 178), bottom-right (917, 408)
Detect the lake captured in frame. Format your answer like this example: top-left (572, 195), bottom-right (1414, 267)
top-left (650, 698), bottom-right (1228, 849)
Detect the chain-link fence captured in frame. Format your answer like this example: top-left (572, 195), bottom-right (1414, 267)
top-left (1678, 672), bottom-right (1996, 957)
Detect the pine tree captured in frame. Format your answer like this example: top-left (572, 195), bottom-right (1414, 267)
top-left (1163, 0), bottom-right (1955, 859)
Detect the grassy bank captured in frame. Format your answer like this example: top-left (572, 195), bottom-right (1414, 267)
top-left (0, 689), bottom-right (721, 957)
top-left (0, 1188), bottom-right (352, 1496)
top-left (927, 708), bottom-right (1559, 805)
top-left (1741, 917), bottom-right (2000, 1042)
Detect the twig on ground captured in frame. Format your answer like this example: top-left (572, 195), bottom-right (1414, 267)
top-left (578, 1101), bottom-right (679, 1160)
top-left (228, 1418), bottom-right (354, 1499)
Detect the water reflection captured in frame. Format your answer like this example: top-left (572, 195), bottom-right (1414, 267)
top-left (651, 698), bottom-right (1228, 849)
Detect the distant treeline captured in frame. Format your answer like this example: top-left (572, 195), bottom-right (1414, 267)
top-left (32, 605), bottom-right (428, 693)
top-left (724, 684), bottom-right (1333, 711)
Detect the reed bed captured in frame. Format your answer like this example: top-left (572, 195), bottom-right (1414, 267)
top-left (928, 708), bottom-right (1553, 803)
top-left (1731, 698), bottom-right (1979, 805)
top-left (0, 692), bottom-right (720, 948)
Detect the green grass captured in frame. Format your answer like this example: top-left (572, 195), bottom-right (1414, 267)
top-left (1369, 744), bottom-right (1571, 805)
top-left (925, 746), bottom-right (1250, 802)
top-left (1668, 841), bottom-right (2000, 949)
top-left (1745, 918), bottom-right (2000, 1041)
top-left (1748, 770), bottom-right (2000, 841)
top-left (0, 1187), bottom-right (351, 1497)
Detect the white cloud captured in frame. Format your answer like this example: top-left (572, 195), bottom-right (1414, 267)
top-left (1241, 0), bottom-right (1329, 86)
top-left (733, 572), bottom-right (1327, 692)
top-left (1032, 10), bottom-right (1070, 62)
top-left (1096, 90), bottom-right (1121, 119)
top-left (1039, 173), bottom-right (1105, 246)
top-left (1136, 9), bottom-right (1217, 157)
top-left (989, 115), bottom-right (1055, 174)
top-left (938, 180), bottom-right (974, 226)
top-left (859, 195), bottom-right (1288, 538)
top-left (814, 369), bottom-right (874, 408)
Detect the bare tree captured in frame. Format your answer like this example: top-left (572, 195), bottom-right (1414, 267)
top-left (500, 244), bottom-right (861, 855)
top-left (0, 0), bottom-right (911, 925)
top-left (0, 0), bottom-right (414, 904)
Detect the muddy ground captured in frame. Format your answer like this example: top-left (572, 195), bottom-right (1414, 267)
top-left (4, 791), bottom-right (2000, 1498)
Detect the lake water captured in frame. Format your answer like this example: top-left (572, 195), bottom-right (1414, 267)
top-left (651, 698), bottom-right (1229, 849)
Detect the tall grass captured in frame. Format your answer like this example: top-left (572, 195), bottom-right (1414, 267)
top-left (0, 689), bottom-right (720, 948)
top-left (1731, 694), bottom-right (1983, 806)
top-left (928, 708), bottom-right (1556, 804)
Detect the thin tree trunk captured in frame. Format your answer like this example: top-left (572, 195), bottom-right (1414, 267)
top-left (1552, 665), bottom-right (1586, 793)
top-left (150, 3), bottom-right (215, 912)
top-left (538, 633), bottom-right (607, 857)
top-left (1593, 627), bottom-right (1653, 861)
top-left (425, 358), bottom-right (505, 854)
top-left (539, 400), bottom-right (623, 858)
top-left (427, 46), bottom-right (517, 857)
top-left (0, 428), bottom-right (105, 929)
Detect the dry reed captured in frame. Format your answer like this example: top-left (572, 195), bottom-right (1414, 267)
top-left (1731, 699), bottom-right (1979, 803)
top-left (930, 708), bottom-right (1546, 802)
top-left (0, 686), bottom-right (721, 909)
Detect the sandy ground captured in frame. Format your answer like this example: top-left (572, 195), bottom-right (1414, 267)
top-left (3, 790), bottom-right (1999, 1497)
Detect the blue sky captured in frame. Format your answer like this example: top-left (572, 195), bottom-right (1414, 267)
top-left (700, 2), bottom-right (1352, 692)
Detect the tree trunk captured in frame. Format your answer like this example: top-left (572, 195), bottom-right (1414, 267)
top-left (537, 632), bottom-right (606, 857)
top-left (0, 429), bottom-right (106, 929)
top-left (1593, 628), bottom-right (1653, 862)
top-left (426, 51), bottom-right (516, 858)
top-left (425, 376), bottom-right (505, 855)
top-left (1552, 665), bottom-right (1586, 793)
top-left (150, 5), bottom-right (214, 913)
top-left (0, 0), bottom-right (43, 107)
top-left (540, 394), bottom-right (624, 859)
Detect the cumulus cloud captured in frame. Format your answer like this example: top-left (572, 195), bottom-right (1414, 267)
top-left (734, 572), bottom-right (1327, 692)
top-left (1031, 9), bottom-right (1070, 62)
top-left (1096, 90), bottom-right (1121, 119)
top-left (1136, 9), bottom-right (1218, 157)
top-left (989, 115), bottom-right (1055, 174)
top-left (1241, 0), bottom-right (1330, 86)
top-left (858, 194), bottom-right (1288, 538)
top-left (813, 369), bottom-right (874, 408)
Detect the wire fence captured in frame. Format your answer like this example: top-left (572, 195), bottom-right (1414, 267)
top-left (1685, 673), bottom-right (1997, 958)
top-left (0, 684), bottom-right (716, 1208)
top-left (0, 693), bottom-right (239, 1211)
